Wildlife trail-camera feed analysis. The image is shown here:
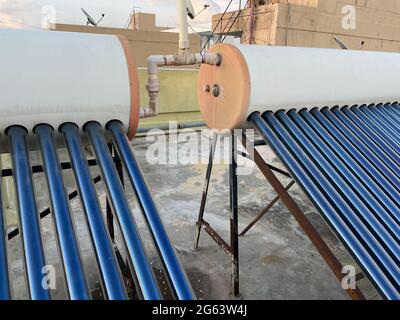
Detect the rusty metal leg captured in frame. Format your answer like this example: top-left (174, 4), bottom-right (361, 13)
top-left (240, 180), bottom-right (296, 236)
top-left (230, 132), bottom-right (240, 297)
top-left (244, 135), bottom-right (365, 300)
top-left (193, 133), bottom-right (218, 251)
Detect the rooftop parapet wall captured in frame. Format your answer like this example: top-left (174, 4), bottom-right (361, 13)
top-left (212, 0), bottom-right (400, 52)
top-left (50, 23), bottom-right (201, 67)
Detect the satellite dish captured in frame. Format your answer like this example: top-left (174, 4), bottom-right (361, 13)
top-left (81, 8), bottom-right (105, 26)
top-left (186, 0), bottom-right (195, 19)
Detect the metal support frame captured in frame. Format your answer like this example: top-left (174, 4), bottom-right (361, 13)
top-left (2, 141), bottom-right (134, 299)
top-left (5, 156), bottom-right (120, 241)
top-left (2, 123), bottom-right (195, 300)
top-left (194, 132), bottom-right (241, 297)
top-left (193, 130), bottom-right (366, 300)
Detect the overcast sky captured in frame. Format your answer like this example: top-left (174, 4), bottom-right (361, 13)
top-left (0, 0), bottom-right (241, 29)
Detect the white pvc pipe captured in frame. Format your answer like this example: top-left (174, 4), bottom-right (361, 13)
top-left (146, 52), bottom-right (221, 116)
top-left (198, 43), bottom-right (400, 130)
top-left (178, 0), bottom-right (189, 51)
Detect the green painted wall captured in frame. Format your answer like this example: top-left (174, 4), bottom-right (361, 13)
top-left (137, 68), bottom-right (202, 127)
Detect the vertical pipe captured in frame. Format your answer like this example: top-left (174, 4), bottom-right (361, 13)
top-left (107, 121), bottom-right (194, 300)
top-left (178, 0), bottom-right (189, 51)
top-left (85, 122), bottom-right (161, 300)
top-left (229, 132), bottom-right (240, 297)
top-left (7, 126), bottom-right (50, 300)
top-left (35, 124), bottom-right (89, 300)
top-left (61, 123), bottom-right (127, 300)
top-left (0, 181), bottom-right (10, 300)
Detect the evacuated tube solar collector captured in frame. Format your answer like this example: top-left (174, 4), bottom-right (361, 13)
top-left (197, 43), bottom-right (400, 299)
top-left (0, 29), bottom-right (193, 300)
top-left (198, 43), bottom-right (400, 130)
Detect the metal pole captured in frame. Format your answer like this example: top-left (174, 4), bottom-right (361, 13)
top-left (107, 121), bottom-right (195, 300)
top-left (178, 0), bottom-right (190, 52)
top-left (240, 180), bottom-right (296, 236)
top-left (230, 132), bottom-right (240, 297)
top-left (7, 126), bottom-right (50, 300)
top-left (61, 123), bottom-right (127, 300)
top-left (8, 175), bottom-right (103, 241)
top-left (248, 137), bottom-right (366, 300)
top-left (193, 133), bottom-right (217, 251)
top-left (35, 124), bottom-right (89, 300)
top-left (85, 122), bottom-right (161, 300)
top-left (0, 177), bottom-right (10, 300)
top-left (106, 144), bottom-right (115, 242)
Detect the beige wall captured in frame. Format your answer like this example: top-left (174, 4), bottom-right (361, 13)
top-left (50, 23), bottom-right (201, 67)
top-left (128, 12), bottom-right (170, 31)
top-left (212, 0), bottom-right (400, 52)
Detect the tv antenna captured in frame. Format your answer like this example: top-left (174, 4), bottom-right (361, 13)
top-left (125, 6), bottom-right (141, 29)
top-left (81, 8), bottom-right (105, 26)
top-left (186, 0), bottom-right (195, 19)
top-left (194, 4), bottom-right (210, 18)
top-left (333, 36), bottom-right (349, 50)
top-left (186, 1), bottom-right (210, 19)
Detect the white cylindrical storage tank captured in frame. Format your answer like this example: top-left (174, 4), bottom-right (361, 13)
top-left (198, 43), bottom-right (400, 130)
top-left (0, 29), bottom-right (139, 139)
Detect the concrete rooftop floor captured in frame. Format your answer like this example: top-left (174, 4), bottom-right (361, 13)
top-left (4, 129), bottom-right (379, 300)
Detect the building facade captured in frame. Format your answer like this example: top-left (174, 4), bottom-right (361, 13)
top-left (212, 0), bottom-right (400, 52)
